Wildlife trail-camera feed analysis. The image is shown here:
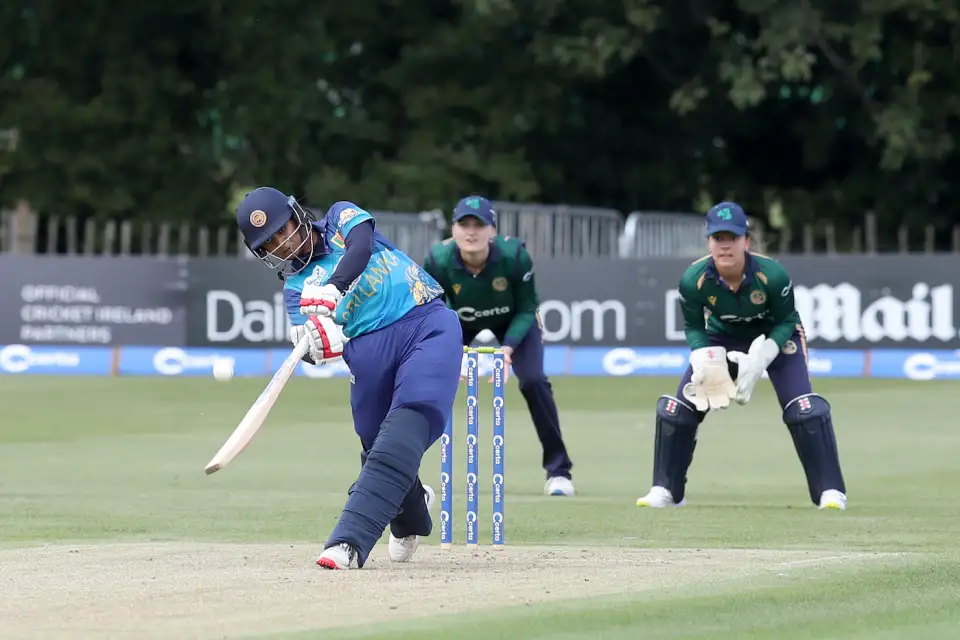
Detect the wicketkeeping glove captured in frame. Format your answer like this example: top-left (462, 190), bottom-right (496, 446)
top-left (726, 335), bottom-right (780, 405)
top-left (681, 346), bottom-right (738, 412)
top-left (300, 282), bottom-right (342, 317)
top-left (302, 316), bottom-right (345, 364)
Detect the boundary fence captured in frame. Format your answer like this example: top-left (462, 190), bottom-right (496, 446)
top-left (4, 200), bottom-right (960, 259)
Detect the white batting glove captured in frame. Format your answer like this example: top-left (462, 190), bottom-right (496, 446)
top-left (289, 324), bottom-right (308, 346)
top-left (304, 316), bottom-right (345, 364)
top-left (681, 346), bottom-right (737, 412)
top-left (289, 324), bottom-right (318, 364)
top-left (300, 282), bottom-right (342, 317)
top-left (727, 335), bottom-right (780, 405)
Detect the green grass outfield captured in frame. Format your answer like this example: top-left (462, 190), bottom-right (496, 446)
top-left (1, 375), bottom-right (959, 639)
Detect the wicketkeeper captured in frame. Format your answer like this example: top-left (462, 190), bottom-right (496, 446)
top-left (423, 196), bottom-right (576, 497)
top-left (636, 202), bottom-right (848, 510)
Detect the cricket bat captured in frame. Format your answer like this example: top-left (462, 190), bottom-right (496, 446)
top-left (204, 335), bottom-right (311, 475)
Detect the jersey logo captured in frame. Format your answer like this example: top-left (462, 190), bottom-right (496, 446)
top-left (719, 311), bottom-right (768, 324)
top-left (338, 208), bottom-right (361, 227)
top-left (522, 269), bottom-right (533, 282)
top-left (492, 277), bottom-right (508, 292)
top-left (457, 306), bottom-right (511, 321)
top-left (707, 296), bottom-right (716, 306)
top-left (750, 290), bottom-right (766, 305)
top-left (405, 264), bottom-right (443, 306)
top-left (782, 340), bottom-right (797, 355)
top-left (305, 264), bottom-right (328, 286)
top-left (453, 283), bottom-right (461, 295)
top-left (329, 232), bottom-right (345, 249)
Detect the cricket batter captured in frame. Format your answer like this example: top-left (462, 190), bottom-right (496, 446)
top-left (635, 202), bottom-right (848, 510)
top-left (236, 187), bottom-right (462, 569)
top-left (423, 196), bottom-right (576, 497)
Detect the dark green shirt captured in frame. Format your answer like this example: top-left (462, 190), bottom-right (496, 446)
top-left (678, 252), bottom-right (802, 350)
top-left (423, 236), bottom-right (538, 349)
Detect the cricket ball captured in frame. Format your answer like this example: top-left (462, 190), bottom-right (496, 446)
top-left (212, 358), bottom-right (235, 382)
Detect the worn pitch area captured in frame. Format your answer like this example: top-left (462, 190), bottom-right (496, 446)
top-left (0, 542), bottom-right (894, 639)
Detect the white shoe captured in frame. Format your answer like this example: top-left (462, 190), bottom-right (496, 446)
top-left (818, 489), bottom-right (846, 510)
top-left (387, 485), bottom-right (435, 563)
top-left (636, 486), bottom-right (686, 508)
top-left (316, 542), bottom-right (358, 570)
top-left (544, 476), bottom-right (575, 496)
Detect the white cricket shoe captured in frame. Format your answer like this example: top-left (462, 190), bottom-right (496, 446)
top-left (316, 542), bottom-right (358, 570)
top-left (818, 489), bottom-right (846, 510)
top-left (387, 484), bottom-right (435, 563)
top-left (636, 486), bottom-right (686, 508)
top-left (544, 476), bottom-right (575, 496)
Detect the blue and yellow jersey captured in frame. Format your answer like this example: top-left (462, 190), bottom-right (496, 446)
top-left (282, 201), bottom-right (445, 338)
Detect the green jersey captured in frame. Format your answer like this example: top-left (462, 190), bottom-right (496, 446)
top-left (678, 252), bottom-right (802, 350)
top-left (423, 236), bottom-right (538, 349)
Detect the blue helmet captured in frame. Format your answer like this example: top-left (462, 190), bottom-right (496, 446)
top-left (236, 187), bottom-right (317, 276)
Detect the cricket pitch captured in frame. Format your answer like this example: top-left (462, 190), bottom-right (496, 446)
top-left (0, 542), bottom-right (894, 639)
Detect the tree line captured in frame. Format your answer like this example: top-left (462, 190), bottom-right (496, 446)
top-left (2, 1), bottom-right (958, 248)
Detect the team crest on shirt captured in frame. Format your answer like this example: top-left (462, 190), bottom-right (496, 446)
top-left (492, 277), bottom-right (508, 292)
top-left (707, 295), bottom-right (717, 306)
top-left (453, 284), bottom-right (462, 295)
top-left (338, 208), bottom-right (361, 227)
top-left (406, 264), bottom-right (445, 305)
top-left (782, 340), bottom-right (797, 355)
top-left (750, 290), bottom-right (766, 305)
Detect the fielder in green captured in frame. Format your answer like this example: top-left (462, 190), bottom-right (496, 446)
top-left (423, 196), bottom-right (576, 497)
top-left (636, 202), bottom-right (848, 510)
